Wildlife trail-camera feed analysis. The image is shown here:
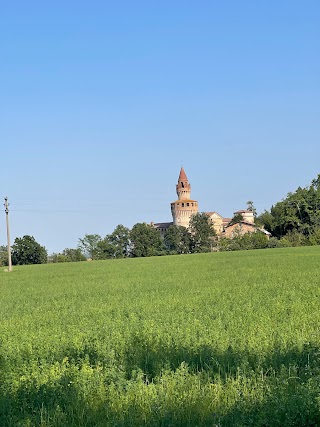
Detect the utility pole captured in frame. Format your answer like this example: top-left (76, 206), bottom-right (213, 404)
top-left (4, 197), bottom-right (12, 272)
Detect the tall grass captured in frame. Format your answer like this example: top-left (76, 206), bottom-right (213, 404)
top-left (1, 247), bottom-right (320, 426)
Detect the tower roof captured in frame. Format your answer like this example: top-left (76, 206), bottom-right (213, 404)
top-left (178, 167), bottom-right (188, 182)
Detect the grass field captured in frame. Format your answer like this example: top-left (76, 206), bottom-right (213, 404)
top-left (1, 247), bottom-right (320, 426)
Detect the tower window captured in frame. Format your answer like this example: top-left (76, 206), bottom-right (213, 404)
top-left (187, 203), bottom-right (189, 206)
top-left (182, 203), bottom-right (184, 207)
top-left (181, 182), bottom-right (184, 188)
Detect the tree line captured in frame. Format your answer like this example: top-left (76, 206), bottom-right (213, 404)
top-left (0, 213), bottom-right (216, 266)
top-left (52, 212), bottom-right (217, 262)
top-left (256, 174), bottom-right (320, 247)
top-left (1, 173), bottom-right (320, 266)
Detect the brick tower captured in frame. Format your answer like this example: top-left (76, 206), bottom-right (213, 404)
top-left (171, 167), bottom-right (199, 227)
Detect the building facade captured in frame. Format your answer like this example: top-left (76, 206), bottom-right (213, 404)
top-left (152, 167), bottom-right (270, 239)
top-left (171, 167), bottom-right (199, 228)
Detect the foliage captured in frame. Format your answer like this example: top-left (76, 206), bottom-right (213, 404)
top-left (130, 223), bottom-right (165, 257)
top-left (11, 235), bottom-right (47, 265)
top-left (188, 212), bottom-right (216, 252)
top-left (0, 245), bottom-right (8, 266)
top-left (1, 248), bottom-right (320, 426)
top-left (228, 212), bottom-right (244, 226)
top-left (257, 174), bottom-right (320, 239)
top-left (164, 225), bottom-right (192, 254)
top-left (308, 227), bottom-right (320, 246)
top-left (105, 224), bottom-right (131, 258)
top-left (246, 200), bottom-right (257, 217)
top-left (218, 231), bottom-right (269, 251)
top-left (78, 234), bottom-right (102, 259)
top-left (49, 248), bottom-right (86, 263)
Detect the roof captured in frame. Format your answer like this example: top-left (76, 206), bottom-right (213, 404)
top-left (153, 222), bottom-right (173, 229)
top-left (224, 221), bottom-right (256, 229)
top-left (257, 228), bottom-right (272, 235)
top-left (224, 221), bottom-right (271, 235)
top-left (206, 211), bottom-right (223, 218)
top-left (178, 167), bottom-right (188, 182)
top-left (222, 217), bottom-right (231, 223)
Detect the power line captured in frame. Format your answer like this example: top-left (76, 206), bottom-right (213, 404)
top-left (4, 197), bottom-right (12, 272)
top-left (10, 209), bottom-right (90, 213)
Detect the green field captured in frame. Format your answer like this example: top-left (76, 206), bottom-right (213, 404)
top-left (1, 247), bottom-right (320, 426)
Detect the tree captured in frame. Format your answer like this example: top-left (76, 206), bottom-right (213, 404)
top-left (246, 200), bottom-right (257, 217)
top-left (11, 235), bottom-right (47, 265)
top-left (62, 248), bottom-right (86, 262)
top-left (218, 231), bottom-right (268, 251)
top-left (255, 210), bottom-right (274, 229)
top-left (130, 223), bottom-right (165, 257)
top-left (107, 224), bottom-right (131, 258)
top-left (258, 175), bottom-right (320, 238)
top-left (48, 252), bottom-right (68, 263)
top-left (228, 213), bottom-right (244, 226)
top-left (0, 245), bottom-right (8, 266)
top-left (164, 225), bottom-right (192, 254)
top-left (189, 212), bottom-right (216, 253)
top-left (78, 234), bottom-right (102, 259)
top-left (90, 225), bottom-right (131, 260)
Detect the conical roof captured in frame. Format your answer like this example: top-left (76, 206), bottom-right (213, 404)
top-left (178, 167), bottom-right (188, 182)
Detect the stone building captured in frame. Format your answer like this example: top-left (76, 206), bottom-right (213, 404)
top-left (152, 167), bottom-right (270, 238)
top-left (152, 167), bottom-right (198, 234)
top-left (223, 221), bottom-right (271, 238)
top-left (171, 167), bottom-right (199, 227)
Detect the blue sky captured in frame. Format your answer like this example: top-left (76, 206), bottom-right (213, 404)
top-left (1, 1), bottom-right (319, 253)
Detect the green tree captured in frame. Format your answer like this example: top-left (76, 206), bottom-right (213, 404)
top-left (78, 234), bottom-right (102, 259)
top-left (92, 225), bottom-right (131, 260)
top-left (130, 223), bottom-right (165, 257)
top-left (0, 245), bottom-right (8, 266)
top-left (246, 200), bottom-right (257, 217)
top-left (259, 175), bottom-right (320, 239)
top-left (256, 210), bottom-right (274, 230)
top-left (11, 235), bottom-right (47, 265)
top-left (94, 238), bottom-right (118, 260)
top-left (189, 212), bottom-right (216, 253)
top-left (107, 224), bottom-right (131, 258)
top-left (62, 248), bottom-right (87, 262)
top-left (164, 225), bottom-right (192, 254)
top-left (228, 213), bottom-right (244, 226)
top-left (48, 253), bottom-right (68, 263)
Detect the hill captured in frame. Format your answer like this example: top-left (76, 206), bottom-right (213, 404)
top-left (1, 247), bottom-right (320, 426)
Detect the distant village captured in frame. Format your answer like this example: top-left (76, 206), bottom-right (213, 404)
top-left (151, 167), bottom-right (271, 239)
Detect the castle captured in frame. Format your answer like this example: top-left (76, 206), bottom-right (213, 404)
top-left (152, 167), bottom-right (270, 238)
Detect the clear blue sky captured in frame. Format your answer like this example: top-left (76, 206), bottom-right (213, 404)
top-left (1, 1), bottom-right (319, 253)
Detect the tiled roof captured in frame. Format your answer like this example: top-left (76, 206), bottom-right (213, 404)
top-left (153, 222), bottom-right (173, 228)
top-left (178, 167), bottom-right (188, 182)
top-left (224, 221), bottom-right (256, 229)
top-left (222, 218), bottom-right (231, 223)
top-left (206, 211), bottom-right (223, 218)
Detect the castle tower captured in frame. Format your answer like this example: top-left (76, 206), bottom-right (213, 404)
top-left (171, 167), bottom-right (199, 228)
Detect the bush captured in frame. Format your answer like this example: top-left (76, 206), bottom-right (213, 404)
top-left (267, 237), bottom-right (281, 248)
top-left (308, 228), bottom-right (320, 246)
top-left (284, 230), bottom-right (309, 247)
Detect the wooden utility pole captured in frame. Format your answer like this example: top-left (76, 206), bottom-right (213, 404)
top-left (4, 197), bottom-right (12, 272)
